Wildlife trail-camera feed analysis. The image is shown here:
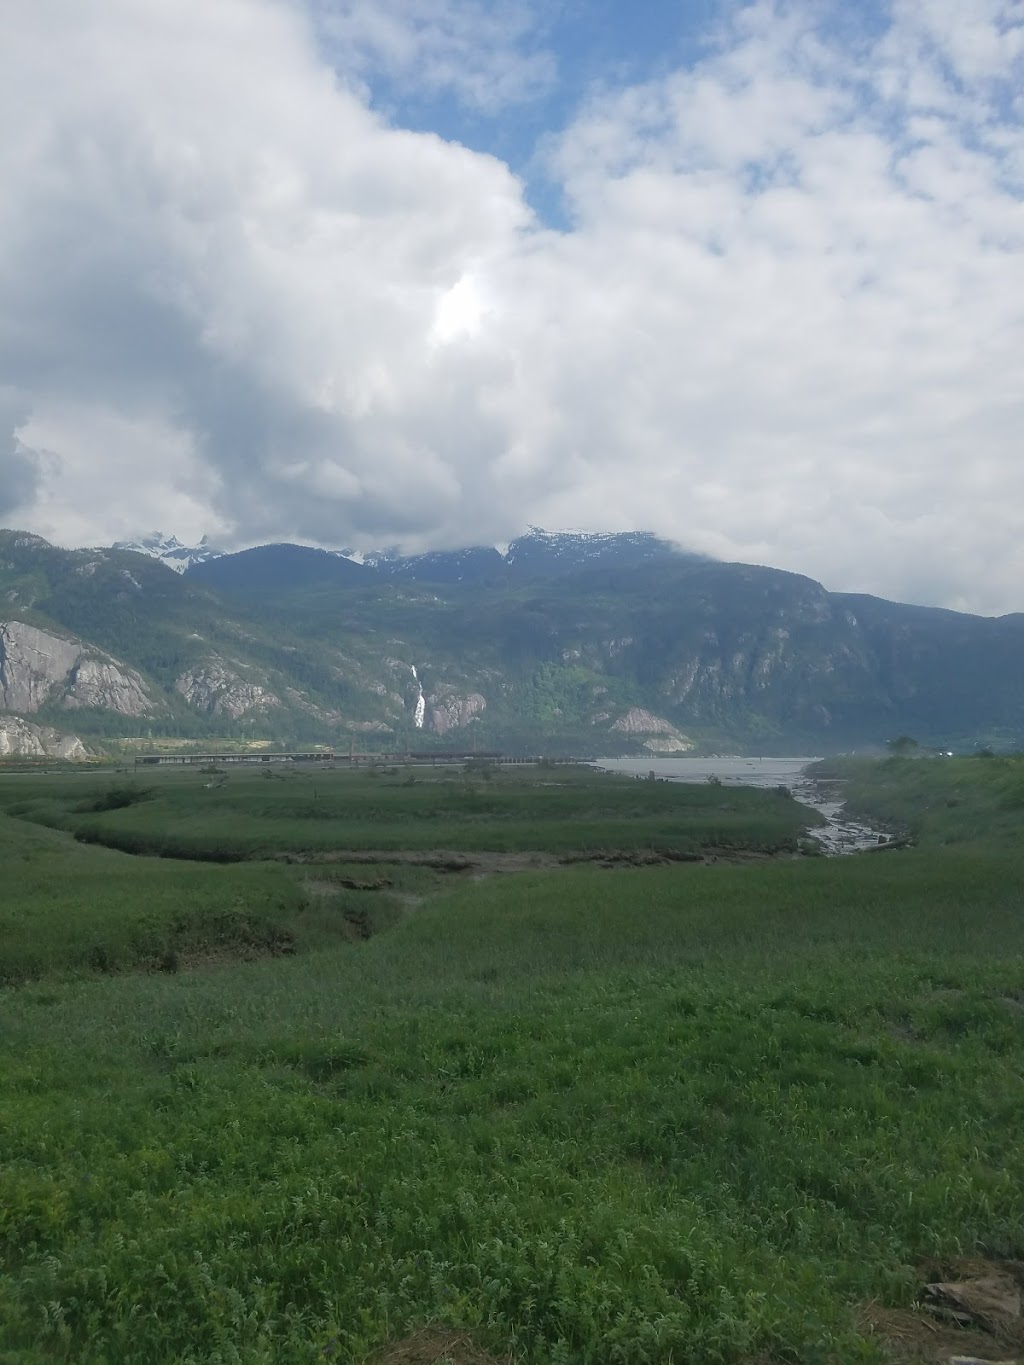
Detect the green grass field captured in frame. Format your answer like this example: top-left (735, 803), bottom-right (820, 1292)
top-left (2, 760), bottom-right (1023, 1363)
top-left (3, 764), bottom-right (815, 861)
top-left (813, 751), bottom-right (1024, 847)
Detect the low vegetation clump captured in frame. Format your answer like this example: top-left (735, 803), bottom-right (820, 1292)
top-left (1, 759), bottom-right (1023, 1362)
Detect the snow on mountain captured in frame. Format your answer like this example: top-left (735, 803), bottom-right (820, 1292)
top-left (116, 527), bottom-right (695, 586)
top-left (507, 524), bottom-right (669, 562)
top-left (333, 531), bottom-right (687, 584)
top-left (111, 532), bottom-right (224, 574)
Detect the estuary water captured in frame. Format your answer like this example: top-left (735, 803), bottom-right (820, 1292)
top-left (592, 755), bottom-right (893, 855)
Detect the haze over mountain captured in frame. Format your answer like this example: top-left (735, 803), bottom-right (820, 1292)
top-left (2, 527), bottom-right (1022, 757)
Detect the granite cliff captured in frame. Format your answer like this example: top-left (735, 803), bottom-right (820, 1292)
top-left (0, 621), bottom-right (153, 717)
top-left (0, 716), bottom-right (90, 759)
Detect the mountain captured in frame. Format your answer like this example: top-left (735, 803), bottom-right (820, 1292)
top-left (3, 527), bottom-right (1024, 754)
top-left (111, 532), bottom-right (223, 574)
top-left (359, 530), bottom-right (694, 587)
top-left (183, 529), bottom-right (696, 595)
top-left (185, 543), bottom-right (373, 596)
top-left (502, 529), bottom-right (692, 580)
top-left (360, 544), bottom-right (508, 586)
top-left (0, 531), bottom-right (412, 743)
top-left (104, 525), bottom-right (705, 594)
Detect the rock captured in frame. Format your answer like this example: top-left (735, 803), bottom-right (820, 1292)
top-left (426, 690), bottom-right (486, 735)
top-left (947, 1356), bottom-right (1020, 1364)
top-left (0, 716), bottom-right (90, 759)
top-left (282, 688), bottom-right (345, 724)
top-left (61, 658), bottom-right (152, 716)
top-left (611, 706), bottom-right (681, 735)
top-left (643, 735), bottom-right (695, 754)
top-left (0, 621), bottom-right (80, 710)
top-left (610, 707), bottom-right (693, 752)
top-left (921, 1274), bottom-right (1021, 1335)
top-left (175, 660), bottom-right (281, 718)
top-left (0, 620), bottom-right (154, 716)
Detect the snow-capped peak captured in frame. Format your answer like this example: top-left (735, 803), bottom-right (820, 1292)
top-left (112, 532), bottom-right (224, 574)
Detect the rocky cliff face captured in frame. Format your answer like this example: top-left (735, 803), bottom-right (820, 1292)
top-left (0, 716), bottom-right (90, 759)
top-left (175, 660), bottom-right (281, 718)
top-left (0, 621), bottom-right (154, 716)
top-left (62, 658), bottom-right (153, 716)
top-left (0, 622), bottom-right (81, 711)
top-left (610, 707), bottom-right (693, 753)
top-left (425, 689), bottom-right (487, 735)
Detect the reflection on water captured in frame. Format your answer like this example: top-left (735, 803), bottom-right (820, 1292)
top-left (593, 756), bottom-right (893, 856)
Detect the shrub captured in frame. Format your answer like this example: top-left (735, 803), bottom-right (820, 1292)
top-left (76, 784), bottom-right (154, 813)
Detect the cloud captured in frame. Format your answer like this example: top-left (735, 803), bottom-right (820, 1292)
top-left (305, 0), bottom-right (557, 112)
top-left (1, 0), bottom-right (539, 547)
top-left (1, 0), bottom-right (1023, 613)
top-left (0, 393), bottom-right (40, 519)
top-left (515, 0), bottom-right (1024, 612)
top-left (887, 0), bottom-right (1024, 88)
top-left (14, 405), bottom-right (219, 551)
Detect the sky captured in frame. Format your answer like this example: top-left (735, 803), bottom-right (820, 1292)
top-left (2, 0), bottom-right (1023, 614)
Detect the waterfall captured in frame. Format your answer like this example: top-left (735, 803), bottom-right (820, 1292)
top-left (411, 664), bottom-right (425, 729)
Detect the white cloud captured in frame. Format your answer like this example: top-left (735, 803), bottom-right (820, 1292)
top-left (14, 405), bottom-right (223, 551)
top-left (1, 0), bottom-right (1023, 613)
top-left (0, 390), bottom-right (39, 520)
top-left (0, 0), bottom-right (538, 548)
top-left (306, 0), bottom-right (556, 112)
top-left (889, 0), bottom-right (1024, 86)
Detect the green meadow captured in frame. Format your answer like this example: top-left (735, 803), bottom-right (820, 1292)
top-left (3, 763), bottom-right (814, 861)
top-left (814, 750), bottom-right (1024, 846)
top-left (2, 759), bottom-right (1023, 1363)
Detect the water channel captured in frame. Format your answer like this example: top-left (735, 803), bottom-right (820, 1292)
top-left (593, 755), bottom-right (894, 855)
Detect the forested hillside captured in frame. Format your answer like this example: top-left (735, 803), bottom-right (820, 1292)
top-left (2, 529), bottom-right (1023, 752)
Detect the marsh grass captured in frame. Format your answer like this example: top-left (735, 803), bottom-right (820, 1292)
top-left (3, 765), bottom-right (816, 860)
top-left (0, 814), bottom-right (400, 984)
top-left (2, 762), bottom-right (1023, 1362)
top-left (812, 751), bottom-right (1024, 846)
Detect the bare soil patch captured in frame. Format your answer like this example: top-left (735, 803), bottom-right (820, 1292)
top-left (278, 846), bottom-right (788, 875)
top-left (859, 1259), bottom-right (1024, 1363)
top-left (278, 849), bottom-right (561, 874)
top-left (858, 1301), bottom-right (1002, 1362)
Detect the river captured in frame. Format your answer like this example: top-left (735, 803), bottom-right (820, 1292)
top-left (592, 755), bottom-right (893, 856)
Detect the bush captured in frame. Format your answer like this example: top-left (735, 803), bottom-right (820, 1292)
top-left (76, 784), bottom-right (154, 813)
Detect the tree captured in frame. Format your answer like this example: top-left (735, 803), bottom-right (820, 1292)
top-left (886, 736), bottom-right (919, 756)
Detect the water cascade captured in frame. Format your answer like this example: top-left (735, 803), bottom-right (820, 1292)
top-left (411, 665), bottom-right (426, 729)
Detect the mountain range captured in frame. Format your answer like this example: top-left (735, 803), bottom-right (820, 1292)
top-left (112, 532), bottom-right (224, 575)
top-left (1, 527), bottom-right (1022, 757)
top-left (111, 528), bottom-right (692, 587)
